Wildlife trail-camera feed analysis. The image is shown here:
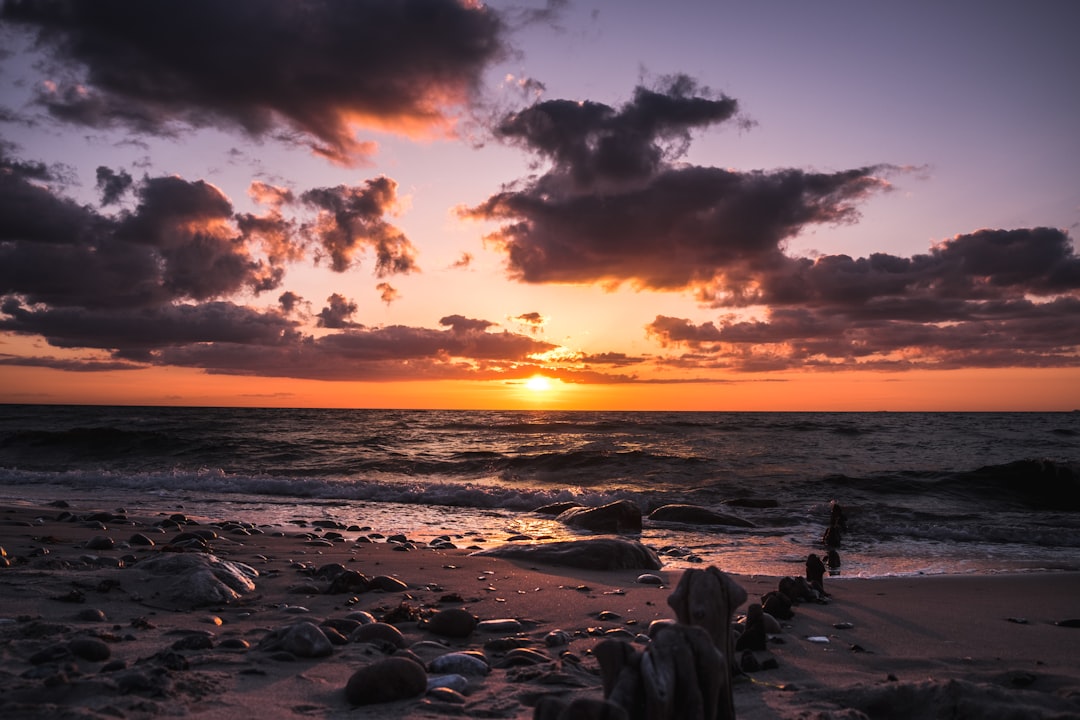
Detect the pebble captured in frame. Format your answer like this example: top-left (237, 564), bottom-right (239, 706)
top-left (426, 687), bottom-right (467, 704)
top-left (280, 621), bottom-right (333, 658)
top-left (476, 618), bottom-right (522, 633)
top-left (426, 608), bottom-right (478, 638)
top-left (67, 639), bottom-right (110, 660)
top-left (636, 573), bottom-right (664, 585)
top-left (345, 657), bottom-right (427, 706)
top-left (350, 622), bottom-right (406, 650)
top-left (129, 533), bottom-right (155, 547)
top-left (369, 575), bottom-right (408, 592)
top-left (426, 673), bottom-right (469, 693)
top-left (85, 536), bottom-right (115, 550)
top-left (429, 651), bottom-right (490, 676)
top-left (75, 608), bottom-right (108, 622)
top-left (544, 630), bottom-right (572, 647)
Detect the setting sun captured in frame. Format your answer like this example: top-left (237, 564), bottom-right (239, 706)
top-left (525, 375), bottom-right (553, 393)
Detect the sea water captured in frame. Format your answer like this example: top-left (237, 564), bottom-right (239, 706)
top-left (1, 405), bottom-right (1077, 577)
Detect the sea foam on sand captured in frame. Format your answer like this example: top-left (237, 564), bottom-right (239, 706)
top-left (1, 501), bottom-right (1079, 719)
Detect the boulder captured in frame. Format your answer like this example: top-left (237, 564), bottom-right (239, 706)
top-left (556, 500), bottom-right (642, 533)
top-left (473, 537), bottom-right (661, 571)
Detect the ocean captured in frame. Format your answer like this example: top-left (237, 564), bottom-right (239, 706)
top-left (1, 405), bottom-right (1078, 578)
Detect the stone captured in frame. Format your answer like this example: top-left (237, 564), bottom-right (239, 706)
top-left (85, 536), bottom-right (115, 550)
top-left (424, 608), bottom-right (477, 638)
top-left (428, 651), bottom-right (490, 676)
top-left (258, 621), bottom-right (333, 658)
top-left (345, 657), bottom-right (427, 705)
top-left (473, 538), bottom-right (661, 571)
top-left (350, 622), bottom-right (406, 650)
top-left (556, 500), bottom-right (642, 533)
top-left (133, 553), bottom-right (258, 608)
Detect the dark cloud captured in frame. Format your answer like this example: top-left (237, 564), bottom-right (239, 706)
top-left (465, 77), bottom-right (893, 290)
top-left (0, 299), bottom-right (298, 354)
top-left (466, 164), bottom-right (892, 289)
top-left (3, 0), bottom-right (508, 164)
top-left (513, 311), bottom-right (545, 331)
top-left (439, 314), bottom-right (497, 334)
top-left (1, 148), bottom-right (417, 315)
top-left (494, 74), bottom-right (740, 187)
top-left (301, 177), bottom-right (419, 275)
top-left (645, 227), bottom-right (1080, 370)
top-left (95, 166), bottom-right (133, 205)
top-left (0, 354), bottom-right (147, 372)
top-left (316, 293), bottom-right (361, 329)
top-left (278, 291), bottom-right (302, 314)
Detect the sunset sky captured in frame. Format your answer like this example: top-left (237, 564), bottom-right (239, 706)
top-left (1, 0), bottom-right (1078, 411)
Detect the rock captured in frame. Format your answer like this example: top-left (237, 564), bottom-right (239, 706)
top-left (428, 651), bottom-right (490, 676)
top-left (350, 622), bottom-right (406, 650)
top-left (68, 636), bottom-right (111, 661)
top-left (545, 629), bottom-right (572, 647)
top-left (648, 504), bottom-right (755, 528)
top-left (595, 623), bottom-right (726, 720)
top-left (344, 656), bottom-right (427, 705)
top-left (129, 533), bottom-right (155, 547)
top-left (556, 500), bottom-right (642, 533)
top-left (258, 621), bottom-right (333, 658)
top-left (427, 686), bottom-right (467, 704)
top-left (636, 573), bottom-right (664, 585)
top-left (806, 553), bottom-right (827, 595)
top-left (476, 618), bottom-right (521, 634)
top-left (85, 535), bottom-right (115, 550)
top-left (75, 608), bottom-right (107, 622)
top-left (427, 673), bottom-right (469, 693)
top-left (424, 608), bottom-right (477, 638)
top-left (133, 553), bottom-right (258, 608)
top-left (667, 566), bottom-right (746, 720)
top-left (326, 570), bottom-right (370, 594)
top-left (735, 604), bottom-right (767, 652)
top-left (473, 538), bottom-right (662, 571)
top-left (369, 575), bottom-right (408, 592)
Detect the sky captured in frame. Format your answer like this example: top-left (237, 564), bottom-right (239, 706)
top-left (0, 0), bottom-right (1078, 411)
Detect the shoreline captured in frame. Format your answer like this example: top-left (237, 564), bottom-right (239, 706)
top-left (2, 501), bottom-right (1079, 719)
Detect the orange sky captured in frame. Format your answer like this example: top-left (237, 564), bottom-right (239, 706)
top-left (3, 363), bottom-right (1078, 412)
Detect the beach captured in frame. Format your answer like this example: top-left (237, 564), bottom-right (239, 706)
top-left (2, 500), bottom-right (1079, 719)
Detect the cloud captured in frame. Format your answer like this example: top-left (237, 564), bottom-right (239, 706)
top-left (316, 294), bottom-right (361, 329)
top-left (0, 147), bottom-right (419, 315)
top-left (450, 251), bottom-right (473, 269)
top-left (645, 227), bottom-right (1080, 370)
top-left (300, 177), bottom-right (419, 275)
top-left (464, 76), bottom-right (894, 290)
top-left (3, 0), bottom-right (508, 165)
top-left (376, 282), bottom-right (400, 305)
top-left (94, 166), bottom-right (132, 205)
top-left (493, 74), bottom-right (740, 187)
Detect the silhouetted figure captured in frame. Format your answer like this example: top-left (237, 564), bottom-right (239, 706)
top-left (822, 524), bottom-right (842, 548)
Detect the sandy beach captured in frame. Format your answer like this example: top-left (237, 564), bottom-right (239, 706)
top-left (2, 500), bottom-right (1079, 719)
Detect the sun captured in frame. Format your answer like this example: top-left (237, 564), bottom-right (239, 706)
top-left (525, 375), bottom-right (553, 393)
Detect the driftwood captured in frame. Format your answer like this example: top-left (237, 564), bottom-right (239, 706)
top-left (666, 566), bottom-right (747, 720)
top-left (592, 624), bottom-right (725, 720)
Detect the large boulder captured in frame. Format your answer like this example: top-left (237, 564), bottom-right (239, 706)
top-left (648, 504), bottom-right (755, 528)
top-left (556, 500), bottom-right (642, 533)
top-left (473, 537), bottom-right (661, 571)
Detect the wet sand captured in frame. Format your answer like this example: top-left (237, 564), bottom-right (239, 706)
top-left (2, 501), bottom-right (1079, 719)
